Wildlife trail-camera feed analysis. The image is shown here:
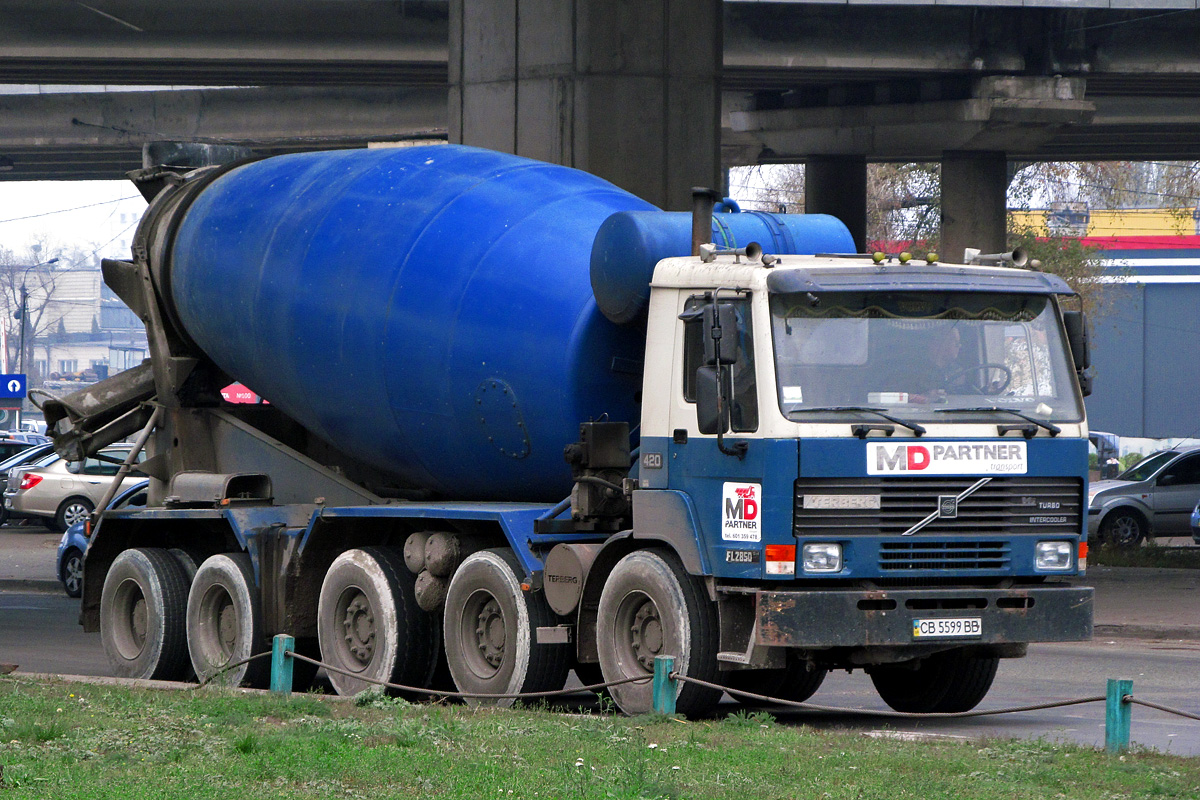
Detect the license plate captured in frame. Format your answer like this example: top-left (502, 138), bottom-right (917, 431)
top-left (912, 617), bottom-right (982, 638)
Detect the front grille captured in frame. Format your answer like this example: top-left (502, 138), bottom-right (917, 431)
top-left (879, 540), bottom-right (1009, 571)
top-left (793, 476), bottom-right (1083, 538)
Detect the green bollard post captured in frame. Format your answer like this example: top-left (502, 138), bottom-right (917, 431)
top-left (270, 634), bottom-right (296, 696)
top-left (652, 655), bottom-right (677, 715)
top-left (1105, 678), bottom-right (1133, 754)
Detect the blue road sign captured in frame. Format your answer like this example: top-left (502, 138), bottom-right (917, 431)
top-left (0, 374), bottom-right (27, 399)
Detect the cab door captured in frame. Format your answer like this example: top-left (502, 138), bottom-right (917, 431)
top-left (665, 293), bottom-right (795, 576)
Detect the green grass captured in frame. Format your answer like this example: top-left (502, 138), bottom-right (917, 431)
top-left (1092, 541), bottom-right (1200, 569)
top-left (1, 677), bottom-right (1197, 798)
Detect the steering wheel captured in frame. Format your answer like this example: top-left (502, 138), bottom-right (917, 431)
top-left (946, 363), bottom-right (1012, 395)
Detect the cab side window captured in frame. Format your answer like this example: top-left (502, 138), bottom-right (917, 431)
top-left (681, 295), bottom-right (758, 432)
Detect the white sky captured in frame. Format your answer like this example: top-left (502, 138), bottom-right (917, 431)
top-left (0, 181), bottom-right (148, 265)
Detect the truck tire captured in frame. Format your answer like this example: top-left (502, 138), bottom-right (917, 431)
top-left (100, 547), bottom-right (191, 680)
top-left (186, 553), bottom-right (270, 688)
top-left (317, 547), bottom-right (437, 698)
top-left (869, 649), bottom-right (999, 713)
top-left (596, 549), bottom-right (721, 717)
top-left (725, 652), bottom-right (827, 706)
top-left (443, 548), bottom-right (570, 707)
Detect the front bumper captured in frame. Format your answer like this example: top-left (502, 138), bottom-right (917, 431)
top-left (756, 585), bottom-right (1093, 648)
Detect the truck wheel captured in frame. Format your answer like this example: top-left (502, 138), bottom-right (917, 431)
top-left (443, 548), bottom-right (570, 707)
top-left (100, 547), bottom-right (191, 680)
top-left (1099, 510), bottom-right (1146, 548)
top-left (317, 547), bottom-right (437, 697)
top-left (725, 652), bottom-right (827, 706)
top-left (186, 553), bottom-right (270, 688)
top-left (869, 649), bottom-right (999, 713)
top-left (55, 496), bottom-right (94, 533)
top-left (596, 549), bottom-right (721, 717)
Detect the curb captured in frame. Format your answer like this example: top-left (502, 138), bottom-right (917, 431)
top-left (1093, 624), bottom-right (1200, 643)
top-left (0, 578), bottom-right (63, 594)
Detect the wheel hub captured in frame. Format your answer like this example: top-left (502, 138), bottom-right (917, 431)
top-left (1113, 517), bottom-right (1138, 543)
top-left (65, 557), bottom-right (83, 592)
top-left (65, 504), bottom-right (89, 526)
top-left (130, 597), bottom-right (147, 647)
top-left (341, 592), bottom-right (376, 664)
top-left (474, 598), bottom-right (505, 668)
top-left (628, 600), bottom-right (663, 671)
top-left (217, 601), bottom-right (238, 657)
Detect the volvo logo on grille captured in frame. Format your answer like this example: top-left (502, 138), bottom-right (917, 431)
top-left (902, 477), bottom-right (992, 536)
top-left (938, 495), bottom-right (958, 518)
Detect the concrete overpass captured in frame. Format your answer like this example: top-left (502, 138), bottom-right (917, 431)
top-left (1, 1), bottom-right (1199, 181)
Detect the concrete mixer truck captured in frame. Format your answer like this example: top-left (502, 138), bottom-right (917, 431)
top-left (45, 145), bottom-right (1093, 716)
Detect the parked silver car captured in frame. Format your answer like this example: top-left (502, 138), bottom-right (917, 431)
top-left (4, 446), bottom-right (146, 532)
top-left (1087, 446), bottom-right (1200, 547)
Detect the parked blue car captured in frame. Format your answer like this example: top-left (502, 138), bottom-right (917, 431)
top-left (1192, 500), bottom-right (1200, 546)
top-left (56, 481), bottom-right (149, 598)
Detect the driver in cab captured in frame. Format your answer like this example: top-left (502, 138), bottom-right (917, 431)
top-left (906, 325), bottom-right (964, 404)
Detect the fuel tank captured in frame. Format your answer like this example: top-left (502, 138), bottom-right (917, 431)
top-left (164, 145), bottom-right (852, 501)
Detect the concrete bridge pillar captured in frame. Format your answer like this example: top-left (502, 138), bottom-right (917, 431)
top-left (940, 151), bottom-right (1008, 264)
top-left (448, 0), bottom-right (721, 211)
top-left (804, 155), bottom-right (867, 253)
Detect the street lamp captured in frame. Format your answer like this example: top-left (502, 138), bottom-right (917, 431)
top-left (13, 256), bottom-right (60, 429)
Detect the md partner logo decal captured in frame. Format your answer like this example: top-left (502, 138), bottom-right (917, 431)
top-left (867, 442), bottom-right (1028, 475)
top-left (722, 482), bottom-right (761, 542)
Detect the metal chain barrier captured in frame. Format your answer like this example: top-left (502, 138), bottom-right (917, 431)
top-left (195, 652), bottom-right (274, 689)
top-left (1125, 697), bottom-right (1200, 722)
top-left (670, 672), bottom-right (1107, 720)
top-left (188, 640), bottom-right (1199, 755)
top-left (190, 645), bottom-right (648, 700)
top-left (286, 651), bottom-right (651, 701)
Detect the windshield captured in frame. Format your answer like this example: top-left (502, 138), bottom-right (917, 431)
top-left (1116, 451), bottom-right (1175, 482)
top-left (770, 291), bottom-right (1083, 423)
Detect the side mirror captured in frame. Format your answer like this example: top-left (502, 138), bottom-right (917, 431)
top-left (66, 461), bottom-right (82, 474)
top-left (1062, 310), bottom-right (1090, 372)
top-left (695, 366), bottom-right (729, 434)
top-left (703, 303), bottom-right (740, 366)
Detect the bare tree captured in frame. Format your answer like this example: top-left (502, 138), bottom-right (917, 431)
top-left (737, 160), bottom-right (1114, 315)
top-left (0, 240), bottom-right (65, 382)
top-left (734, 162), bottom-right (942, 250)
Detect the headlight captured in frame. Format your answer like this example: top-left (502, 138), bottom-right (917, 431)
top-left (801, 543), bottom-right (842, 573)
top-left (1035, 541), bottom-right (1074, 571)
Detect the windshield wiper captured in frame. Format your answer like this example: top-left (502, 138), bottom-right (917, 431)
top-left (791, 407), bottom-right (926, 437)
top-left (933, 407), bottom-right (1060, 438)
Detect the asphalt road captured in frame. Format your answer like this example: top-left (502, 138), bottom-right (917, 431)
top-left (3, 590), bottom-right (1198, 756)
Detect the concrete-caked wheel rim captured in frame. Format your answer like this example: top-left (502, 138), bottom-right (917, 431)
top-left (333, 586), bottom-right (376, 673)
top-left (111, 577), bottom-right (148, 661)
top-left (195, 583), bottom-right (239, 667)
top-left (612, 590), bottom-right (664, 677)
top-left (458, 588), bottom-right (507, 680)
